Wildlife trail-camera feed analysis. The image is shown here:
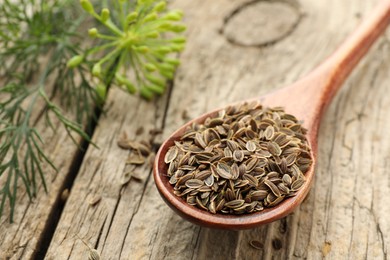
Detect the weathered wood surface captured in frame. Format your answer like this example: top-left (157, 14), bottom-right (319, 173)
top-left (2, 0), bottom-right (390, 259)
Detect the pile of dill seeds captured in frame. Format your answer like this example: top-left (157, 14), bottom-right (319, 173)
top-left (164, 102), bottom-right (312, 214)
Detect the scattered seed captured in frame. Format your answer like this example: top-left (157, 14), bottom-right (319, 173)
top-left (88, 249), bottom-right (101, 260)
top-left (250, 240), bottom-right (264, 250)
top-left (88, 195), bottom-right (102, 206)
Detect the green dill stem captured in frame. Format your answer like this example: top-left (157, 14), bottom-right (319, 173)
top-left (98, 46), bottom-right (123, 66)
top-left (116, 48), bottom-right (128, 74)
top-left (128, 50), bottom-right (142, 84)
top-left (118, 0), bottom-right (126, 29)
top-left (87, 41), bottom-right (120, 55)
top-left (96, 33), bottom-right (118, 41)
top-left (133, 50), bottom-right (163, 90)
top-left (91, 11), bottom-right (123, 37)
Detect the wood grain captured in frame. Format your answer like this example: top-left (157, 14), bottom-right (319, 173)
top-left (6, 0), bottom-right (389, 259)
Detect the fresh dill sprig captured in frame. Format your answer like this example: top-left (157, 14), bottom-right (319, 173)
top-left (69, 0), bottom-right (186, 100)
top-left (0, 0), bottom-right (97, 222)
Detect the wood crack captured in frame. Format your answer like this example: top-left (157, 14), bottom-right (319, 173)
top-left (190, 228), bottom-right (201, 260)
top-left (95, 215), bottom-right (107, 249)
top-left (37, 106), bottom-right (102, 259)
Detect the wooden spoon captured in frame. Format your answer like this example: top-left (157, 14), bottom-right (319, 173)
top-left (153, 1), bottom-right (390, 229)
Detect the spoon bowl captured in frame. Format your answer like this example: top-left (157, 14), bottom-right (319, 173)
top-left (154, 1), bottom-right (390, 229)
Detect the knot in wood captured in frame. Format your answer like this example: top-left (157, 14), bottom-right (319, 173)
top-left (223, 0), bottom-right (302, 47)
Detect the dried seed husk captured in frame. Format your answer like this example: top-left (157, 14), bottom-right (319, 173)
top-left (266, 194), bottom-right (284, 207)
top-left (182, 130), bottom-right (197, 139)
top-left (117, 139), bottom-right (132, 150)
top-left (297, 157), bottom-right (312, 165)
top-left (298, 163), bottom-right (311, 173)
top-left (164, 146), bottom-right (179, 163)
top-left (179, 152), bottom-right (191, 166)
top-left (167, 161), bottom-right (177, 176)
top-left (245, 128), bottom-right (257, 139)
top-left (285, 153), bottom-right (298, 166)
top-left (249, 119), bottom-right (258, 132)
top-left (238, 163), bottom-right (247, 176)
top-left (187, 196), bottom-right (197, 205)
top-left (253, 158), bottom-right (266, 168)
top-left (195, 132), bottom-right (207, 148)
top-left (282, 174), bottom-right (292, 186)
top-left (194, 152), bottom-right (213, 161)
top-left (250, 190), bottom-right (268, 201)
top-left (267, 160), bottom-right (282, 173)
top-left (246, 201), bottom-right (258, 212)
top-left (277, 183), bottom-right (290, 195)
top-left (200, 191), bottom-right (210, 199)
top-left (223, 147), bottom-right (233, 157)
top-left (256, 149), bottom-right (272, 158)
top-left (176, 173), bottom-right (194, 187)
top-left (243, 174), bottom-right (259, 187)
top-left (207, 118), bottom-right (224, 127)
top-left (233, 150), bottom-right (245, 162)
top-left (227, 140), bottom-right (239, 151)
top-left (169, 175), bottom-right (178, 185)
top-left (246, 140), bottom-right (257, 152)
top-left (138, 143), bottom-right (152, 156)
top-left (215, 125), bottom-right (227, 136)
top-left (279, 127), bottom-right (295, 137)
top-left (178, 165), bottom-right (196, 171)
top-left (209, 200), bottom-right (217, 213)
top-left (224, 199), bottom-right (245, 209)
top-left (195, 170), bottom-right (212, 180)
top-left (196, 196), bottom-right (208, 210)
top-left (280, 158), bottom-right (288, 174)
top-left (267, 141), bottom-right (282, 156)
top-left (291, 178), bottom-right (305, 191)
top-left (267, 171), bottom-right (279, 178)
top-left (204, 174), bottom-right (215, 187)
top-left (246, 157), bottom-right (259, 172)
top-left (290, 164), bottom-right (302, 178)
top-left (235, 179), bottom-right (250, 188)
top-left (225, 188), bottom-right (236, 201)
top-left (174, 170), bottom-right (185, 179)
top-left (199, 185), bottom-right (212, 193)
top-left (185, 179), bottom-right (204, 189)
top-left (126, 153), bottom-right (145, 165)
top-left (88, 249), bottom-right (101, 260)
top-left (250, 240), bottom-right (264, 250)
top-left (231, 163), bottom-right (240, 180)
top-left (215, 198), bottom-right (226, 211)
top-left (88, 195), bottom-right (102, 206)
top-left (264, 125), bottom-right (275, 140)
top-left (216, 162), bottom-right (234, 179)
top-left (233, 127), bottom-right (247, 138)
top-left (264, 179), bottom-right (281, 197)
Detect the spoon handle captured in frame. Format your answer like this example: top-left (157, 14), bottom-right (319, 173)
top-left (282, 0), bottom-right (390, 131)
top-left (319, 0), bottom-right (390, 105)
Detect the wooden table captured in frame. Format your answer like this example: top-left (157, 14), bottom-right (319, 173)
top-left (1, 0), bottom-right (390, 259)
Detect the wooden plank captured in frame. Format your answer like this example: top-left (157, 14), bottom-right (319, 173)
top-left (47, 0), bottom-right (390, 259)
top-left (44, 88), bottom-right (171, 259)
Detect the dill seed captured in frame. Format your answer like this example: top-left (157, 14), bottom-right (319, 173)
top-left (165, 102), bottom-right (312, 215)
